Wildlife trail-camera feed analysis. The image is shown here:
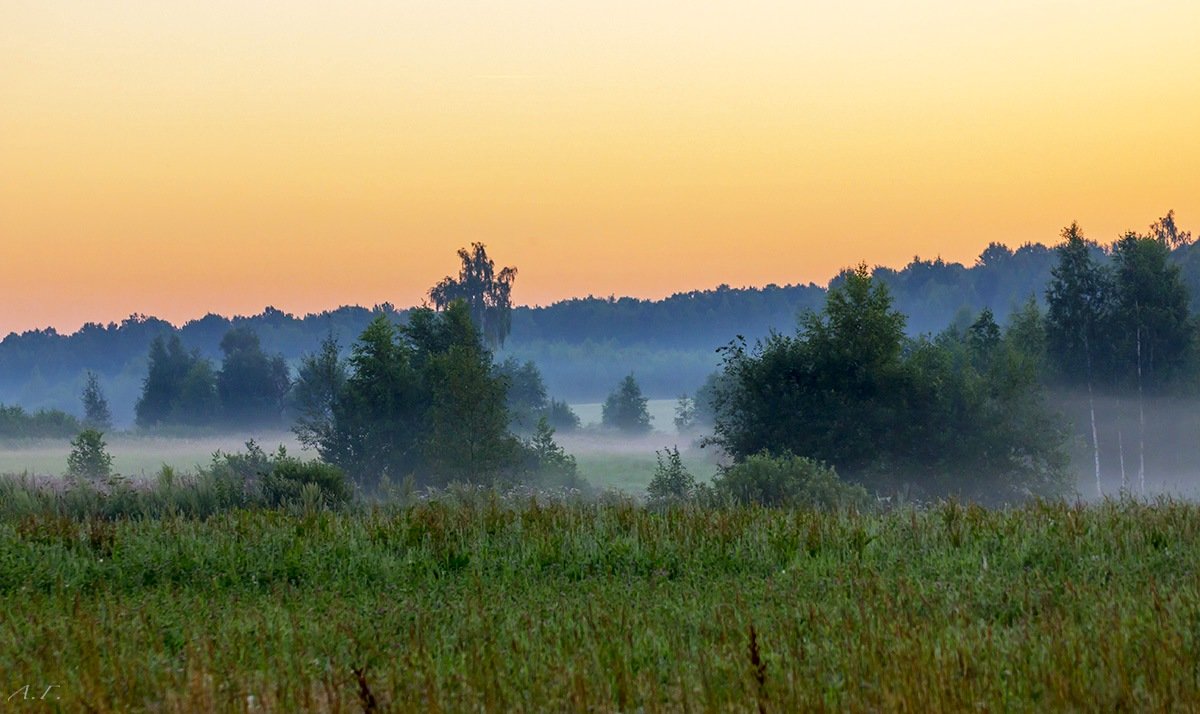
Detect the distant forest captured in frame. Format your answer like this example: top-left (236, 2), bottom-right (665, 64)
top-left (4, 216), bottom-right (1199, 427)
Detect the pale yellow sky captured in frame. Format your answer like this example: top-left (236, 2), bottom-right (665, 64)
top-left (2, 1), bottom-right (1199, 333)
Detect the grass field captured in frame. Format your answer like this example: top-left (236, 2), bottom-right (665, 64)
top-left (2, 497), bottom-right (1198, 711)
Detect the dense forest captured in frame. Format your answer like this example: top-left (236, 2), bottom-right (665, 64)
top-left (1, 213), bottom-right (1196, 428)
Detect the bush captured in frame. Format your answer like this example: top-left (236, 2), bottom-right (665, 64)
top-left (520, 418), bottom-right (586, 490)
top-left (207, 441), bottom-right (352, 508)
top-left (66, 429), bottom-right (114, 481)
top-left (712, 452), bottom-right (869, 509)
top-left (0, 404), bottom-right (82, 440)
top-left (263, 458), bottom-right (352, 507)
top-left (646, 447), bottom-right (696, 505)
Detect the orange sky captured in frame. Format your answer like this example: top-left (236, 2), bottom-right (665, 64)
top-left (3, 1), bottom-right (1199, 334)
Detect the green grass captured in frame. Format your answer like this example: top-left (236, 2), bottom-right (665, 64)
top-left (0, 428), bottom-right (714, 495)
top-left (1, 496), bottom-right (1198, 711)
top-left (574, 450), bottom-right (714, 493)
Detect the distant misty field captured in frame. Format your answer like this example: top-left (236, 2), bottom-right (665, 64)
top-left (0, 400), bottom-right (715, 494)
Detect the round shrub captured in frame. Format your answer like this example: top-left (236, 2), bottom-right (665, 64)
top-left (712, 452), bottom-right (869, 509)
top-left (263, 458), bottom-right (352, 508)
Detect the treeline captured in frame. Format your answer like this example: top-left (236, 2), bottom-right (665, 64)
top-left (689, 215), bottom-right (1200, 500)
top-left (1, 212), bottom-right (1195, 421)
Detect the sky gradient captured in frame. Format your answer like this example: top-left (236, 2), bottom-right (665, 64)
top-left (3, 1), bottom-right (1199, 334)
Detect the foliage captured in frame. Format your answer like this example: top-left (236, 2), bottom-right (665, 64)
top-left (318, 303), bottom-right (520, 490)
top-left (672, 395), bottom-right (697, 433)
top-left (601, 374), bottom-right (652, 434)
top-left (135, 334), bottom-right (220, 428)
top-left (417, 304), bottom-right (521, 486)
top-left (80, 371), bottom-right (112, 431)
top-left (66, 429), bottom-right (113, 481)
top-left (1045, 223), bottom-right (1113, 385)
top-left (429, 243), bottom-right (518, 348)
top-left (1109, 231), bottom-right (1193, 391)
top-left (712, 265), bottom-right (1070, 501)
top-left (645, 446), bottom-right (697, 505)
top-left (520, 418), bottom-right (584, 489)
top-left (0, 404), bottom-right (81, 439)
top-left (261, 458), bottom-right (352, 508)
top-left (216, 327), bottom-right (291, 425)
top-left (497, 357), bottom-right (548, 431)
top-left (290, 334), bottom-right (347, 451)
top-left (543, 398), bottom-right (580, 432)
top-left (1, 499), bottom-right (1199, 710)
top-left (207, 441), bottom-right (352, 509)
top-left (711, 451), bottom-right (868, 509)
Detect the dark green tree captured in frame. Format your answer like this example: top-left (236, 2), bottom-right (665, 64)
top-left (429, 243), bottom-right (518, 348)
top-left (135, 335), bottom-right (192, 427)
top-left (1045, 223), bottom-right (1111, 495)
top-left (67, 429), bottom-right (113, 481)
top-left (544, 399), bottom-right (581, 432)
top-left (522, 417), bottom-right (582, 488)
top-left (135, 335), bottom-right (219, 428)
top-left (1110, 232), bottom-right (1192, 392)
top-left (216, 327), bottom-right (291, 425)
top-left (324, 314), bottom-right (422, 488)
top-left (416, 302), bottom-right (519, 485)
top-left (967, 308), bottom-right (1001, 364)
top-left (602, 374), bottom-right (652, 434)
top-left (1110, 230), bottom-right (1193, 493)
top-left (496, 357), bottom-right (548, 431)
top-left (81, 371), bottom-right (112, 430)
top-left (319, 302), bottom-right (519, 489)
top-left (176, 361), bottom-right (221, 426)
top-left (711, 266), bottom-right (1068, 501)
top-left (291, 334), bottom-right (347, 451)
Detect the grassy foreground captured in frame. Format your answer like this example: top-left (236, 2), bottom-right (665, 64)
top-left (1, 498), bottom-right (1199, 711)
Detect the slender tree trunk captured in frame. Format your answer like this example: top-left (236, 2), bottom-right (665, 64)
top-left (1085, 336), bottom-right (1101, 498)
top-left (1136, 326), bottom-right (1146, 496)
top-left (1088, 379), bottom-right (1101, 498)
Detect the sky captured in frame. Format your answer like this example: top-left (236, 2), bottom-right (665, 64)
top-left (3, 1), bottom-right (1199, 334)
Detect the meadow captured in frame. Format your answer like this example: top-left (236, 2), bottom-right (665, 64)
top-left (0, 400), bottom-right (712, 495)
top-left (1, 491), bottom-right (1198, 711)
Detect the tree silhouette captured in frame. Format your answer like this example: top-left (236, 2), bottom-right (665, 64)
top-left (81, 371), bottom-right (112, 430)
top-left (429, 243), bottom-right (518, 349)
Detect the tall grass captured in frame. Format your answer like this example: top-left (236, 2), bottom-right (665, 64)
top-left (0, 492), bottom-right (1197, 711)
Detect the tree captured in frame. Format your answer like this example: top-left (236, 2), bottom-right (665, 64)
top-left (134, 334), bottom-right (219, 428)
top-left (497, 357), bottom-right (548, 431)
top-left (67, 429), bottom-right (113, 481)
top-left (602, 374), bottom-right (652, 434)
top-left (291, 335), bottom-right (347, 451)
top-left (416, 302), bottom-right (520, 485)
top-left (646, 446), bottom-right (696, 505)
top-left (80, 371), bottom-right (112, 430)
top-left (135, 335), bottom-right (192, 427)
top-left (966, 308), bottom-right (1001, 362)
top-left (429, 243), bottom-right (518, 348)
top-left (1045, 223), bottom-right (1111, 496)
top-left (521, 417), bottom-right (582, 488)
top-left (323, 314), bottom-right (422, 488)
top-left (176, 361), bottom-right (221, 426)
top-left (711, 267), bottom-right (1069, 502)
top-left (544, 399), bottom-right (580, 432)
top-left (1110, 231), bottom-right (1193, 493)
top-left (216, 327), bottom-right (291, 425)
top-left (1149, 209), bottom-right (1193, 249)
top-left (673, 395), bottom-right (698, 433)
top-left (319, 302), bottom-right (520, 490)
